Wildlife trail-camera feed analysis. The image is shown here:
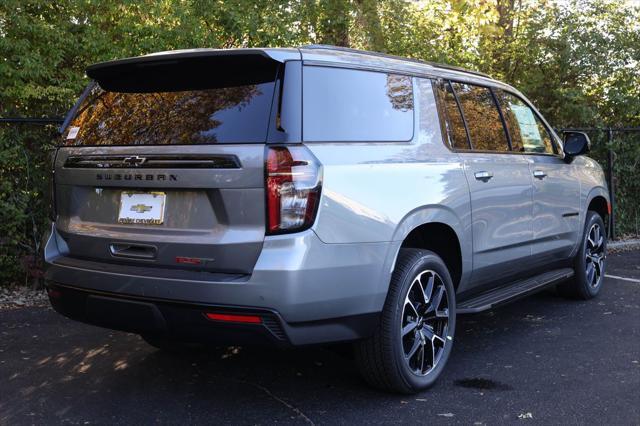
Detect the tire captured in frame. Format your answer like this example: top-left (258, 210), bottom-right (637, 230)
top-left (354, 248), bottom-right (456, 394)
top-left (558, 211), bottom-right (607, 300)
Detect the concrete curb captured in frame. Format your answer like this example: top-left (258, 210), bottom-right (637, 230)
top-left (608, 239), bottom-right (640, 251)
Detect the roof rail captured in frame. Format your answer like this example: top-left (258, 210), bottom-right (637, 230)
top-left (300, 44), bottom-right (491, 79)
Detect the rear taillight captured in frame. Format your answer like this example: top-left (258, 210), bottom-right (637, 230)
top-left (265, 145), bottom-right (322, 234)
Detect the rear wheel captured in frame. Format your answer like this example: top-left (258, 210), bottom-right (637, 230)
top-left (354, 249), bottom-right (456, 393)
top-left (558, 211), bottom-right (607, 299)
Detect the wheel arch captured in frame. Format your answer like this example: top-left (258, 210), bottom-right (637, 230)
top-left (388, 206), bottom-right (471, 293)
top-left (585, 187), bottom-right (610, 233)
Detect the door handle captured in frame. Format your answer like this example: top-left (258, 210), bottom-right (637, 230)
top-left (533, 170), bottom-right (547, 179)
top-left (474, 171), bottom-right (493, 182)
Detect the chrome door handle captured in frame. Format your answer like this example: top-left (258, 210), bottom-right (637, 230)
top-left (533, 170), bottom-right (547, 179)
top-left (474, 171), bottom-right (493, 182)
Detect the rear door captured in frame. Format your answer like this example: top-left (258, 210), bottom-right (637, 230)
top-left (53, 52), bottom-right (301, 274)
top-left (438, 81), bottom-right (534, 288)
top-left (494, 90), bottom-right (581, 263)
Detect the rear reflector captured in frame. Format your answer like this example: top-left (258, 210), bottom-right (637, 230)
top-left (204, 313), bottom-right (262, 324)
top-left (176, 256), bottom-right (202, 265)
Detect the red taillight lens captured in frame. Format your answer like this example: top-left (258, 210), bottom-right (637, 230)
top-left (204, 313), bottom-right (262, 324)
top-left (266, 145), bottom-right (322, 234)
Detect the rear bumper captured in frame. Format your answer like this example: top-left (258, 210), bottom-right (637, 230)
top-left (44, 226), bottom-right (398, 345)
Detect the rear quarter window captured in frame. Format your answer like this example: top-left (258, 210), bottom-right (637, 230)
top-left (302, 66), bottom-right (414, 142)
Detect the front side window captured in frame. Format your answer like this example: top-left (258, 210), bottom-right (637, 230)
top-left (450, 82), bottom-right (510, 152)
top-left (494, 90), bottom-right (556, 154)
top-left (302, 66), bottom-right (414, 142)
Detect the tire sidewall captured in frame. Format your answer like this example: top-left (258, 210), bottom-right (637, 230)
top-left (390, 252), bottom-right (456, 391)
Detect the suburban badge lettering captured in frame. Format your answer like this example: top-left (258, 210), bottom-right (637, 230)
top-left (96, 173), bottom-right (177, 181)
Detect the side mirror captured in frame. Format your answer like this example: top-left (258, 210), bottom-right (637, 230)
top-left (563, 131), bottom-right (590, 158)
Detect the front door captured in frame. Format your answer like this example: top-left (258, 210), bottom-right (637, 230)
top-left (438, 81), bottom-right (534, 290)
top-left (493, 90), bottom-right (581, 265)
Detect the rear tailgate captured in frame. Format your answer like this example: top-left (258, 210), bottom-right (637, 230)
top-left (54, 145), bottom-right (265, 274)
top-left (51, 49), bottom-right (301, 274)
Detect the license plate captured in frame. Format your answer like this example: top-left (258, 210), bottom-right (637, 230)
top-left (118, 192), bottom-right (166, 225)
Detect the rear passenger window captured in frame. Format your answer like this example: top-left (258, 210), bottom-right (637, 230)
top-left (494, 90), bottom-right (556, 154)
top-left (450, 82), bottom-right (510, 152)
top-left (303, 66), bottom-right (414, 142)
top-left (436, 81), bottom-right (470, 150)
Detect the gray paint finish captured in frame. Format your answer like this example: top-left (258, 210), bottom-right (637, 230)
top-left (44, 46), bottom-right (609, 345)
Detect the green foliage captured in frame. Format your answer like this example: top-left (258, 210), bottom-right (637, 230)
top-left (1, 0), bottom-right (639, 285)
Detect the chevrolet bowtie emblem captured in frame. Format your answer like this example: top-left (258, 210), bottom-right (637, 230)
top-left (130, 204), bottom-right (153, 214)
top-left (123, 156), bottom-right (147, 167)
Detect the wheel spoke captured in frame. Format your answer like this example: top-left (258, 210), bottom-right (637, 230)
top-left (586, 262), bottom-right (596, 286)
top-left (432, 286), bottom-right (445, 311)
top-left (594, 226), bottom-right (602, 250)
top-left (409, 276), bottom-right (427, 306)
top-left (405, 299), bottom-right (419, 319)
top-left (422, 274), bottom-right (435, 303)
top-left (429, 340), bottom-right (436, 369)
top-left (406, 336), bottom-right (421, 360)
top-left (402, 320), bottom-right (419, 336)
top-left (418, 344), bottom-right (426, 373)
top-left (435, 307), bottom-right (449, 319)
top-left (421, 326), bottom-right (435, 341)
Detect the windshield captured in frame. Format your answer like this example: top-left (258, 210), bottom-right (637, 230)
top-left (61, 82), bottom-right (276, 146)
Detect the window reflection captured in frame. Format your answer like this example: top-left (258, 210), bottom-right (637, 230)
top-left (451, 82), bottom-right (509, 152)
top-left (63, 83), bottom-right (273, 146)
top-left (438, 81), bottom-right (470, 150)
top-left (494, 90), bottom-right (555, 154)
top-left (303, 67), bottom-right (414, 142)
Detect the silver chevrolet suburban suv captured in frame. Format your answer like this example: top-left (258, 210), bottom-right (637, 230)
top-left (44, 45), bottom-right (610, 393)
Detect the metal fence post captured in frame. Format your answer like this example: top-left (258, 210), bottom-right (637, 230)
top-left (606, 128), bottom-right (616, 240)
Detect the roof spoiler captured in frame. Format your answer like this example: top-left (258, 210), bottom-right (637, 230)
top-left (86, 49), bottom-right (282, 92)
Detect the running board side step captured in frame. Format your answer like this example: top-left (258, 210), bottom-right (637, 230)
top-left (457, 268), bottom-right (574, 314)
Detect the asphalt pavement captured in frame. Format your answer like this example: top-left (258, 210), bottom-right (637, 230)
top-left (1, 251), bottom-right (639, 425)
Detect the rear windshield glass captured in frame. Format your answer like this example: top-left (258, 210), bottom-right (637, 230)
top-left (61, 82), bottom-right (276, 146)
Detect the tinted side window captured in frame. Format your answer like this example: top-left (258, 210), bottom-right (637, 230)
top-left (495, 90), bottom-right (555, 154)
top-left (435, 80), bottom-right (470, 150)
top-left (451, 82), bottom-right (509, 152)
top-left (303, 66), bottom-right (414, 142)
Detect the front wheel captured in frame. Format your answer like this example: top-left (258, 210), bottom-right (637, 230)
top-left (354, 249), bottom-right (456, 393)
top-left (558, 210), bottom-right (607, 299)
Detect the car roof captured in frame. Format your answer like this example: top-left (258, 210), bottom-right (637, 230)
top-left (87, 46), bottom-right (513, 90)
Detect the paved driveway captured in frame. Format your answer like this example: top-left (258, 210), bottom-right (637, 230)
top-left (1, 251), bottom-right (639, 425)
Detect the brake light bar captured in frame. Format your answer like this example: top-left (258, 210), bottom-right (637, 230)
top-left (204, 313), bottom-right (262, 324)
